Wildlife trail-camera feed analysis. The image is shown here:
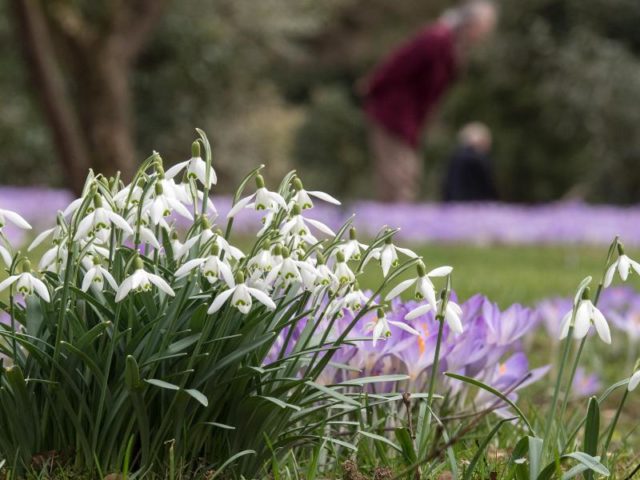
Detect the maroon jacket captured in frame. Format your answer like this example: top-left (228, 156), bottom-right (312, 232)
top-left (364, 23), bottom-right (458, 148)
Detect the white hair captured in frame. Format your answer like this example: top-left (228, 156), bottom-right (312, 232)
top-left (441, 1), bottom-right (497, 32)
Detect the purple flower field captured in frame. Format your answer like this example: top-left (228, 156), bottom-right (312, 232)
top-left (3, 187), bottom-right (640, 246)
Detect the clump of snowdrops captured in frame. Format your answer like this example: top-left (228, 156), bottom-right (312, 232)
top-left (0, 130), bottom-right (639, 479)
top-left (0, 131), bottom-right (452, 477)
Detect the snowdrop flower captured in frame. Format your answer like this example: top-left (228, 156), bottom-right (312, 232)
top-left (207, 272), bottom-right (276, 314)
top-left (113, 180), bottom-right (144, 209)
top-left (341, 286), bottom-right (370, 314)
top-left (115, 256), bottom-right (175, 302)
top-left (406, 297), bottom-right (463, 334)
top-left (0, 208), bottom-right (32, 232)
top-left (165, 141), bottom-right (216, 188)
top-left (628, 369), bottom-right (640, 392)
top-left (265, 246), bottom-right (317, 290)
top-left (366, 235), bottom-right (418, 277)
top-left (385, 262), bottom-right (452, 309)
top-left (28, 223), bottom-right (66, 252)
top-left (174, 244), bottom-right (234, 287)
top-left (227, 174), bottom-right (287, 218)
top-left (247, 244), bottom-right (277, 273)
top-left (559, 289), bottom-right (611, 344)
top-left (333, 251), bottom-right (355, 285)
top-left (145, 182), bottom-right (193, 226)
top-left (365, 308), bottom-right (420, 346)
top-left (604, 244), bottom-right (640, 287)
top-left (179, 223), bottom-right (244, 261)
top-left (280, 205), bottom-right (336, 245)
top-left (74, 196), bottom-right (133, 241)
top-left (0, 261), bottom-right (50, 302)
top-left (339, 227), bottom-right (369, 261)
top-left (313, 253), bottom-right (338, 288)
top-left (290, 177), bottom-right (340, 210)
top-left (81, 257), bottom-right (118, 293)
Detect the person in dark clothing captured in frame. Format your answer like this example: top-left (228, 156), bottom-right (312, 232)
top-left (359, 1), bottom-right (497, 202)
top-left (443, 122), bottom-right (498, 201)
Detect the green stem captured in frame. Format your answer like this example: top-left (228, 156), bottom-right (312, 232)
top-left (543, 326), bottom-right (574, 453)
top-left (559, 336), bottom-right (586, 421)
top-left (601, 389), bottom-right (629, 460)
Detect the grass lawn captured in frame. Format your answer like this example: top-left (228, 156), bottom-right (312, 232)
top-left (358, 242), bottom-right (631, 307)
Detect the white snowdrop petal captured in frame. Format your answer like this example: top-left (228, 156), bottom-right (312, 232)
top-left (81, 268), bottom-right (97, 292)
top-left (385, 278), bottom-right (415, 301)
top-left (31, 278), bottom-right (51, 302)
top-left (207, 288), bottom-right (235, 314)
top-left (405, 304), bottom-right (432, 320)
top-left (148, 274), bottom-right (175, 297)
top-left (248, 288), bottom-right (276, 309)
top-left (308, 190), bottom-right (341, 205)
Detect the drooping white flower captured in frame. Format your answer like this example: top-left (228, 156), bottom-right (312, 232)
top-left (0, 262), bottom-right (50, 302)
top-left (333, 251), bottom-right (355, 285)
top-left (247, 245), bottom-right (277, 273)
top-left (81, 257), bottom-right (118, 293)
top-left (604, 247), bottom-right (640, 287)
top-left (0, 208), bottom-right (31, 231)
top-left (0, 245), bottom-right (11, 266)
top-left (290, 177), bottom-right (340, 210)
top-left (265, 247), bottom-right (317, 290)
top-left (207, 272), bottom-right (276, 314)
top-left (165, 141), bottom-right (216, 188)
top-left (366, 236), bottom-right (418, 277)
top-left (280, 205), bottom-right (336, 245)
top-left (113, 181), bottom-right (144, 210)
top-left (628, 370), bottom-right (640, 392)
top-left (179, 224), bottom-right (245, 261)
top-left (74, 196), bottom-right (133, 241)
top-left (339, 227), bottom-right (369, 261)
top-left (174, 245), bottom-right (234, 287)
top-left (115, 257), bottom-right (175, 302)
top-left (559, 294), bottom-right (611, 344)
top-left (227, 174), bottom-right (287, 218)
top-left (406, 298), bottom-right (463, 335)
top-left (385, 262), bottom-right (452, 309)
top-left (144, 182), bottom-right (193, 226)
top-left (365, 308), bottom-right (420, 346)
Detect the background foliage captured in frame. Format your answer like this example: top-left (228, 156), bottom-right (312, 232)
top-left (2, 0), bottom-right (640, 202)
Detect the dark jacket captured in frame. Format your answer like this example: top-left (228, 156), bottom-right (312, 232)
top-left (443, 145), bottom-right (498, 202)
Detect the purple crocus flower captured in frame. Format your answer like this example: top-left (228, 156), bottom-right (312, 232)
top-left (572, 368), bottom-right (601, 398)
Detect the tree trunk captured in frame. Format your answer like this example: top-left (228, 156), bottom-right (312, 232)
top-left (12, 0), bottom-right (92, 194)
top-left (12, 0), bottom-right (167, 190)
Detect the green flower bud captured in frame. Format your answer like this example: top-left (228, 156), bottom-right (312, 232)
top-left (349, 227), bottom-right (357, 240)
top-left (617, 242), bottom-right (625, 255)
top-left (376, 307), bottom-right (385, 318)
top-left (281, 246), bottom-right (290, 258)
top-left (336, 251), bottom-right (346, 263)
top-left (155, 182), bottom-right (164, 195)
top-left (292, 177), bottom-right (304, 192)
top-left (291, 204), bottom-right (302, 216)
top-left (22, 260), bottom-right (32, 273)
top-left (417, 261), bottom-right (426, 277)
top-left (93, 194), bottom-right (103, 208)
top-left (234, 271), bottom-right (245, 284)
top-left (211, 243), bottom-right (220, 256)
top-left (133, 256), bottom-right (144, 270)
top-left (191, 140), bottom-right (201, 158)
top-left (316, 252), bottom-right (326, 265)
top-left (255, 174), bottom-right (265, 189)
top-left (273, 244), bottom-right (282, 256)
top-left (581, 287), bottom-right (591, 301)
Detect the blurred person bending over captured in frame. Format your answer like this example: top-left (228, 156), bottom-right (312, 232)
top-left (361, 1), bottom-right (497, 202)
top-left (443, 122), bottom-right (498, 202)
